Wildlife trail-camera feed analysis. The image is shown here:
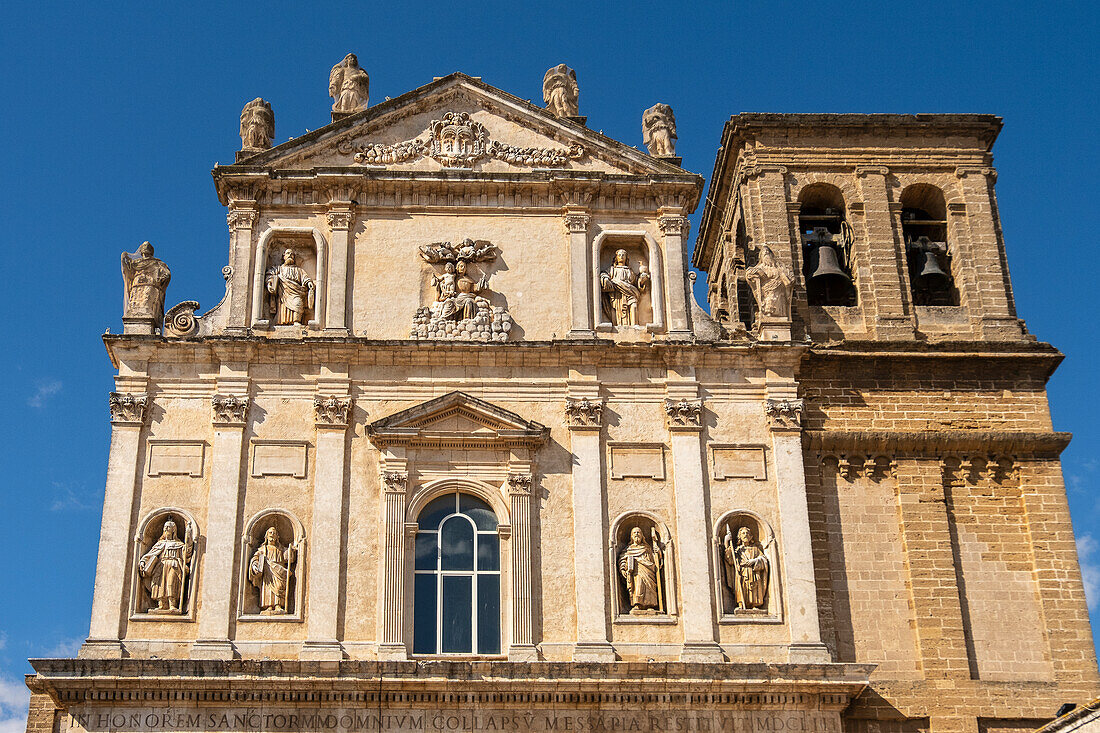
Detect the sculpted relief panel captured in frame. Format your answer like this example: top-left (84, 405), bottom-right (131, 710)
top-left (413, 239), bottom-right (515, 341)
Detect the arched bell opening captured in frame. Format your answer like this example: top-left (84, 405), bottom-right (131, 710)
top-left (900, 184), bottom-right (959, 306)
top-left (798, 184), bottom-right (856, 307)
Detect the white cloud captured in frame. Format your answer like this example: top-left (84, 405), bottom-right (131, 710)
top-left (43, 638), bottom-right (81, 658)
top-left (49, 483), bottom-right (92, 513)
top-left (27, 380), bottom-right (62, 409)
top-left (0, 677), bottom-right (29, 733)
top-left (1077, 533), bottom-right (1100, 611)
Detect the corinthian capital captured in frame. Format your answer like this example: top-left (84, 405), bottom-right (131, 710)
top-left (563, 212), bottom-right (591, 234)
top-left (211, 394), bottom-right (250, 426)
top-left (226, 209), bottom-right (257, 230)
top-left (382, 471), bottom-right (408, 494)
top-left (658, 215), bottom-right (689, 237)
top-left (109, 392), bottom-right (149, 426)
top-left (664, 398), bottom-right (703, 430)
top-left (763, 398), bottom-right (804, 430)
top-left (326, 210), bottom-right (355, 230)
top-left (314, 395), bottom-right (353, 428)
top-left (507, 472), bottom-right (534, 495)
top-left (565, 397), bottom-right (604, 429)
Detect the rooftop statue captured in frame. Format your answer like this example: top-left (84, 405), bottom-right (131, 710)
top-left (121, 241), bottom-right (171, 329)
top-left (642, 103), bottom-right (677, 157)
top-left (240, 97), bottom-right (274, 151)
top-left (543, 64), bottom-right (579, 118)
top-left (329, 53), bottom-right (369, 114)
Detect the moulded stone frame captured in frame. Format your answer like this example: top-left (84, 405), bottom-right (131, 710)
top-left (403, 477), bottom-right (513, 658)
top-left (712, 510), bottom-right (783, 624)
top-left (249, 440), bottom-right (310, 479)
top-left (237, 509), bottom-right (307, 623)
top-left (250, 227), bottom-right (328, 331)
top-left (608, 510), bottom-right (678, 623)
top-left (708, 443), bottom-right (768, 481)
top-left (145, 439), bottom-right (208, 478)
top-left (591, 230), bottom-right (666, 333)
top-left (128, 507), bottom-right (201, 623)
top-left (607, 442), bottom-right (667, 480)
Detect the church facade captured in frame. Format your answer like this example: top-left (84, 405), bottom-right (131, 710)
top-left (22, 63), bottom-right (1099, 733)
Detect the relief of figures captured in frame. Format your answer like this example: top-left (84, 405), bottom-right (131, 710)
top-left (721, 521), bottom-right (772, 612)
top-left (137, 516), bottom-right (196, 615)
top-left (617, 525), bottom-right (666, 615)
top-left (248, 526), bottom-right (298, 615)
top-left (121, 242), bottom-right (171, 327)
top-left (600, 249), bottom-right (651, 326)
top-left (413, 239), bottom-right (514, 341)
top-left (266, 248), bottom-right (315, 325)
top-left (329, 53), bottom-right (369, 114)
top-left (745, 246), bottom-right (794, 320)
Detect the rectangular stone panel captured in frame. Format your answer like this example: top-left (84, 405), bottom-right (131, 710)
top-left (608, 443), bottom-right (665, 479)
top-left (250, 441), bottom-right (309, 478)
top-left (146, 440), bottom-right (206, 477)
top-left (710, 445), bottom-right (766, 480)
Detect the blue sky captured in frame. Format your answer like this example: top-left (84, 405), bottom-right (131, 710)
top-left (1, 1), bottom-right (1097, 727)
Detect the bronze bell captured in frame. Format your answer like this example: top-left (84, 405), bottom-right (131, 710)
top-left (914, 249), bottom-right (950, 289)
top-left (807, 243), bottom-right (850, 285)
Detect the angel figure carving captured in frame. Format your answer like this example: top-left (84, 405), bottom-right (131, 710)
top-left (600, 249), bottom-right (651, 326)
top-left (745, 245), bottom-right (795, 319)
top-left (618, 526), bottom-right (665, 615)
top-left (121, 241), bottom-right (171, 327)
top-left (248, 526), bottom-right (297, 615)
top-left (642, 103), bottom-right (677, 157)
top-left (266, 248), bottom-right (315, 325)
top-left (240, 97), bottom-right (274, 151)
top-left (138, 518), bottom-right (195, 615)
top-left (329, 53), bottom-right (369, 114)
top-left (722, 524), bottom-right (771, 610)
top-left (543, 64), bottom-right (579, 118)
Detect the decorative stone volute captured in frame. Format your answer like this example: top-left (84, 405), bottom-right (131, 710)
top-left (764, 398), bottom-right (804, 430)
top-left (664, 398), bottom-right (703, 430)
top-left (565, 397), bottom-right (604, 429)
top-left (211, 394), bottom-right (250, 426)
top-left (226, 206), bottom-right (257, 231)
top-left (325, 209), bottom-right (354, 230)
top-left (109, 392), bottom-right (149, 426)
top-left (314, 396), bottom-right (352, 428)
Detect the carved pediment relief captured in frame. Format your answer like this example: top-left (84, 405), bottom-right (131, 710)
top-left (367, 391), bottom-right (548, 449)
top-left (232, 74), bottom-right (685, 176)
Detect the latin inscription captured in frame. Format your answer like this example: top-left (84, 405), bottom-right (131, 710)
top-left (66, 709), bottom-right (839, 733)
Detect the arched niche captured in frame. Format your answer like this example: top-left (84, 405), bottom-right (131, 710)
top-left (251, 227), bottom-right (328, 329)
top-left (129, 507), bottom-right (200, 621)
top-left (608, 511), bottom-right (677, 621)
top-left (712, 511), bottom-right (782, 622)
top-left (798, 183), bottom-right (856, 307)
top-left (238, 509), bottom-right (306, 621)
top-left (591, 230), bottom-right (666, 332)
top-left (900, 183), bottom-right (959, 306)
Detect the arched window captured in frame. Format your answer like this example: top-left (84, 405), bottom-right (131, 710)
top-left (900, 184), bottom-right (958, 306)
top-left (413, 492), bottom-right (501, 655)
top-left (799, 184), bottom-right (856, 306)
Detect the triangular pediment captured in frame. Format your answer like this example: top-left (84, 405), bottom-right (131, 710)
top-left (231, 73), bottom-right (685, 176)
top-left (367, 391), bottom-right (548, 448)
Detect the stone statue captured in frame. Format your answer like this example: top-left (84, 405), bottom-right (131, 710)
top-left (600, 249), bottom-right (651, 326)
top-left (745, 246), bottom-right (795, 319)
top-left (414, 239), bottom-right (515, 341)
top-left (329, 53), bottom-right (369, 114)
top-left (248, 526), bottom-right (297, 615)
top-left (265, 248), bottom-right (315, 325)
top-left (722, 524), bottom-right (770, 610)
top-left (240, 98), bottom-right (274, 151)
top-left (121, 242), bottom-right (171, 328)
top-left (642, 103), bottom-right (677, 157)
top-left (432, 259), bottom-right (489, 321)
top-left (138, 518), bottom-right (195, 614)
top-left (618, 526), bottom-right (664, 615)
top-left (543, 64), bottom-right (579, 118)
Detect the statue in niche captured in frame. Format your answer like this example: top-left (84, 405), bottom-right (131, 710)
top-left (248, 526), bottom-right (297, 615)
top-left (642, 103), bottom-right (677, 157)
top-left (240, 98), bottom-right (274, 151)
top-left (121, 241), bottom-right (172, 327)
top-left (722, 524), bottom-right (770, 610)
top-left (543, 64), bottom-right (580, 118)
top-left (266, 248), bottom-right (315, 325)
top-left (600, 249), bottom-right (651, 326)
top-left (617, 526), bottom-right (665, 615)
top-left (745, 245), bottom-right (794, 319)
top-left (138, 518), bottom-right (195, 615)
top-left (329, 53), bottom-right (369, 114)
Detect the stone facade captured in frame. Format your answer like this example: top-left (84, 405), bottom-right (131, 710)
top-left (21, 73), bottom-right (1097, 733)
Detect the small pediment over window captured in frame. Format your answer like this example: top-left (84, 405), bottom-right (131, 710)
top-left (367, 391), bottom-right (548, 449)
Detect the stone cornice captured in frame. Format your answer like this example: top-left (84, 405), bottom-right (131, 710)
top-left (805, 430), bottom-right (1072, 459)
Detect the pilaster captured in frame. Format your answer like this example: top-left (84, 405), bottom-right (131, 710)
top-left (564, 209), bottom-right (595, 338)
top-left (764, 392), bottom-right (829, 663)
top-left (855, 165), bottom-right (915, 339)
top-left (507, 471), bottom-right (537, 660)
top-left (302, 377), bottom-right (351, 662)
top-left (378, 468), bottom-right (409, 660)
top-left (664, 381), bottom-right (722, 663)
top-left (83, 389), bottom-right (150, 658)
top-left (225, 200), bottom-right (258, 333)
top-left (324, 203), bottom-right (355, 334)
top-left (565, 390), bottom-right (615, 662)
top-left (192, 377), bottom-right (251, 660)
top-left (657, 211), bottom-right (692, 337)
